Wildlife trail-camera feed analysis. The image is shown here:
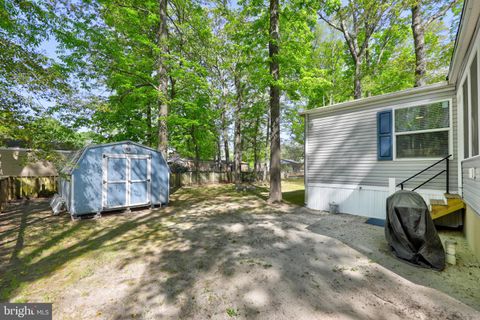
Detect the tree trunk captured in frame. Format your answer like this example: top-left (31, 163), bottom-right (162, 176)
top-left (157, 0), bottom-right (168, 158)
top-left (253, 117), bottom-right (260, 180)
top-left (146, 103), bottom-right (153, 147)
top-left (264, 108), bottom-right (270, 182)
top-left (191, 125), bottom-right (200, 183)
top-left (412, 4), bottom-right (427, 87)
top-left (170, 75), bottom-right (176, 100)
top-left (268, 0), bottom-right (281, 202)
top-left (221, 107), bottom-right (230, 164)
top-left (216, 134), bottom-right (221, 164)
top-left (233, 73), bottom-right (243, 184)
top-left (353, 58), bottom-right (362, 99)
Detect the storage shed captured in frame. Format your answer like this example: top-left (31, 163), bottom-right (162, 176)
top-left (57, 141), bottom-right (169, 218)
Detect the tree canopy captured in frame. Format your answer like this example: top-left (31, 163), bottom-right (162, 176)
top-left (0, 0), bottom-right (461, 172)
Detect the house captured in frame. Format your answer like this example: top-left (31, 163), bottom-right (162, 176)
top-left (303, 0), bottom-right (480, 259)
top-left (0, 148), bottom-right (73, 199)
top-left (0, 147), bottom-right (72, 177)
top-left (281, 159), bottom-right (304, 177)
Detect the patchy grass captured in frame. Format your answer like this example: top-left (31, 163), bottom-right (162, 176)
top-left (0, 183), bottom-right (478, 320)
top-left (226, 307), bottom-right (239, 317)
top-left (0, 184), bottom-right (270, 303)
top-left (249, 178), bottom-right (305, 206)
top-left (281, 178), bottom-right (305, 206)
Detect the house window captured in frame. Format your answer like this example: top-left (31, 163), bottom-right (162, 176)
top-left (461, 51), bottom-right (480, 159)
top-left (394, 101), bottom-right (450, 159)
top-left (470, 54), bottom-right (478, 156)
top-left (463, 79), bottom-right (470, 158)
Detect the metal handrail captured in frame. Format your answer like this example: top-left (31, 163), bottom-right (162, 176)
top-left (412, 170), bottom-right (446, 192)
top-left (397, 154), bottom-right (452, 193)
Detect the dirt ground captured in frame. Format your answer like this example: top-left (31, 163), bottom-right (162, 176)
top-left (1, 184), bottom-right (479, 320)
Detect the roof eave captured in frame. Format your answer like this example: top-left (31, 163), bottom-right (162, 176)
top-left (447, 0), bottom-right (480, 85)
top-left (300, 82), bottom-right (454, 117)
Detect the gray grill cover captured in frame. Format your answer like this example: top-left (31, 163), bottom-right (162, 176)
top-left (385, 190), bottom-right (445, 270)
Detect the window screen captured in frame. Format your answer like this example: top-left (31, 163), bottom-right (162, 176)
top-left (395, 102), bottom-right (449, 132)
top-left (395, 101), bottom-right (450, 159)
top-left (470, 54), bottom-right (479, 156)
top-left (396, 131), bottom-right (449, 158)
top-left (463, 79), bottom-right (470, 158)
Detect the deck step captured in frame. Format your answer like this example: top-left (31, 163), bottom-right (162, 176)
top-left (430, 199), bottom-right (447, 206)
top-left (444, 193), bottom-right (461, 199)
top-left (431, 198), bottom-right (465, 220)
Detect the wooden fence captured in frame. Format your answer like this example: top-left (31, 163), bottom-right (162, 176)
top-left (0, 176), bottom-right (58, 201)
top-left (0, 177), bottom-right (8, 212)
top-left (170, 171), bottom-right (233, 188)
top-left (0, 172), bottom-right (225, 211)
top-left (169, 170), bottom-right (274, 188)
top-left (0, 171), bottom-right (273, 211)
top-left (0, 176), bottom-right (58, 212)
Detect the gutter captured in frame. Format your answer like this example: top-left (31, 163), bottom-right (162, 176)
top-left (300, 82), bottom-right (455, 116)
top-left (447, 0), bottom-right (480, 85)
top-left (446, 0), bottom-right (467, 83)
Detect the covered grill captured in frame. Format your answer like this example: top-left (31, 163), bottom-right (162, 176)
top-left (385, 190), bottom-right (445, 270)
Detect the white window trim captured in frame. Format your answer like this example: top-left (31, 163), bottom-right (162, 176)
top-left (459, 31), bottom-right (480, 161)
top-left (457, 40), bottom-right (480, 195)
top-left (470, 45), bottom-right (480, 158)
top-left (477, 44), bottom-right (480, 158)
top-left (391, 98), bottom-right (453, 161)
top-left (395, 127), bottom-right (450, 136)
top-left (468, 71), bottom-right (473, 159)
top-left (457, 85), bottom-right (464, 196)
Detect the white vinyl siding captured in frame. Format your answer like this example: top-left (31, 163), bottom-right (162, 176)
top-left (306, 87), bottom-right (458, 192)
top-left (462, 156), bottom-right (480, 215)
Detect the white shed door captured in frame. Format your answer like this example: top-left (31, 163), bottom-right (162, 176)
top-left (129, 156), bottom-right (151, 206)
top-left (103, 154), bottom-right (151, 209)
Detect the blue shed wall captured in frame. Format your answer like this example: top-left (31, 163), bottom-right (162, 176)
top-left (59, 178), bottom-right (71, 212)
top-left (64, 142), bottom-right (169, 216)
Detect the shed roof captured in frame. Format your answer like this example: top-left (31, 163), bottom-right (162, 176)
top-left (281, 159), bottom-right (302, 165)
top-left (61, 141), bottom-right (162, 175)
top-left (62, 147), bottom-right (87, 175)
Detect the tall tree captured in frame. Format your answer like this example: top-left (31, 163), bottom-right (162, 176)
top-left (14, 0), bottom-right (459, 179)
top-left (409, 0), bottom-right (459, 87)
top-left (157, 0), bottom-right (169, 157)
top-left (269, 0), bottom-right (282, 202)
top-left (318, 0), bottom-right (400, 99)
top-left (0, 1), bottom-right (78, 150)
top-left (233, 71), bottom-right (244, 183)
